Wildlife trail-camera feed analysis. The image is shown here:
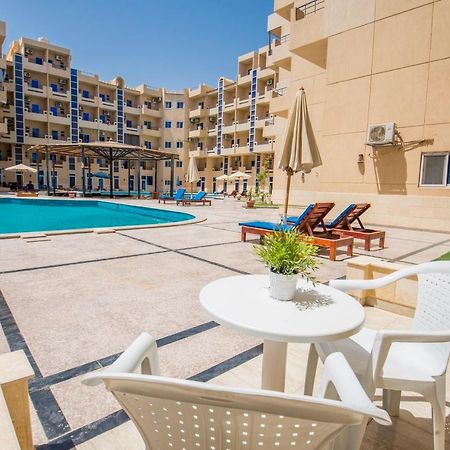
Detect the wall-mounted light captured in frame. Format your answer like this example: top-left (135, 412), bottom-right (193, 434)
top-left (357, 154), bottom-right (364, 164)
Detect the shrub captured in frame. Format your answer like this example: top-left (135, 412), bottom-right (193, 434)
top-left (254, 230), bottom-right (319, 281)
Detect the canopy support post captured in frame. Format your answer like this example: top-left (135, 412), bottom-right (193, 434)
top-left (137, 149), bottom-right (141, 199)
top-left (109, 148), bottom-right (113, 199)
top-left (45, 146), bottom-right (50, 196)
top-left (87, 157), bottom-right (91, 193)
top-left (170, 156), bottom-right (174, 197)
top-left (127, 159), bottom-right (131, 196)
top-left (51, 154), bottom-right (56, 196)
top-left (36, 155), bottom-right (40, 191)
top-left (154, 160), bottom-right (158, 195)
top-left (283, 167), bottom-right (294, 218)
top-left (81, 146), bottom-right (86, 197)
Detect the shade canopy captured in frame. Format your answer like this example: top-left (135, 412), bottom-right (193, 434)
top-left (186, 157), bottom-right (200, 184)
top-left (278, 89), bottom-right (322, 216)
top-left (215, 174), bottom-right (229, 181)
top-left (28, 141), bottom-right (179, 161)
top-left (228, 171), bottom-right (251, 180)
top-left (5, 163), bottom-right (37, 173)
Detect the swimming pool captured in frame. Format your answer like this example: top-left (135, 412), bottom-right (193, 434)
top-left (0, 198), bottom-right (196, 234)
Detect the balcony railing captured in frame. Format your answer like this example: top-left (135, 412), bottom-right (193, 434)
top-left (273, 86), bottom-right (287, 97)
top-left (296, 0), bottom-right (325, 20)
top-left (268, 33), bottom-right (290, 56)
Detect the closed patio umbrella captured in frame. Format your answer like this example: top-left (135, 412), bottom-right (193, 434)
top-left (278, 88), bottom-right (322, 217)
top-left (186, 156), bottom-right (200, 193)
top-left (215, 174), bottom-right (229, 181)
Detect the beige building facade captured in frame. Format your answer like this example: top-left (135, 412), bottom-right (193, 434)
top-left (268, 0), bottom-right (450, 231)
top-left (1, 0), bottom-right (450, 231)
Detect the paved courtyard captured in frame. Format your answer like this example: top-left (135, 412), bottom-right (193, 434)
top-left (0, 196), bottom-right (448, 449)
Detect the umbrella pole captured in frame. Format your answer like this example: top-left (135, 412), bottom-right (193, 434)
top-left (283, 168), bottom-right (294, 218)
top-left (109, 148), bottom-right (113, 199)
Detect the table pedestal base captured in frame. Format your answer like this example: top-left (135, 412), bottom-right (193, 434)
top-left (261, 340), bottom-right (287, 392)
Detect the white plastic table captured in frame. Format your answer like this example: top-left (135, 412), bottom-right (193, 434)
top-left (200, 274), bottom-right (365, 392)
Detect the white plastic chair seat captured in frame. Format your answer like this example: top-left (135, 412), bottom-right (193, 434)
top-left (317, 328), bottom-right (445, 384)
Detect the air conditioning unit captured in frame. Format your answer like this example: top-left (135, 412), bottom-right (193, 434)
top-left (223, 134), bottom-right (231, 139)
top-left (79, 106), bottom-right (84, 111)
top-left (24, 72), bottom-right (31, 78)
top-left (209, 117), bottom-right (216, 123)
top-left (189, 118), bottom-right (196, 124)
top-left (366, 123), bottom-right (396, 146)
top-left (59, 79), bottom-right (67, 85)
top-left (55, 55), bottom-right (63, 62)
top-left (55, 101), bottom-right (62, 107)
top-left (25, 48), bottom-right (33, 55)
top-left (266, 79), bottom-right (274, 86)
top-left (194, 118), bottom-right (200, 123)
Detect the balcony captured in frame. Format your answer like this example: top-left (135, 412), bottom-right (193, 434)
top-left (237, 97), bottom-right (250, 108)
top-left (221, 147), bottom-right (235, 156)
top-left (254, 141), bottom-right (274, 153)
top-left (235, 121), bottom-right (250, 133)
top-left (49, 88), bottom-right (69, 100)
top-left (0, 119), bottom-right (7, 135)
top-left (189, 148), bottom-right (207, 158)
top-left (189, 128), bottom-right (207, 139)
top-left (124, 104), bottom-right (141, 115)
top-left (24, 134), bottom-right (51, 145)
top-left (222, 123), bottom-right (235, 135)
top-left (125, 125), bottom-right (139, 134)
top-left (141, 104), bottom-right (162, 118)
top-left (209, 106), bottom-right (218, 115)
top-left (48, 64), bottom-right (69, 77)
top-left (0, 88), bottom-right (6, 105)
top-left (269, 85), bottom-right (289, 117)
top-left (208, 127), bottom-right (217, 137)
top-left (25, 84), bottom-right (47, 98)
top-left (224, 99), bottom-right (237, 110)
top-left (267, 34), bottom-right (291, 70)
top-left (141, 126), bottom-right (161, 138)
top-left (189, 106), bottom-right (207, 119)
top-left (97, 120), bottom-right (117, 132)
top-left (79, 117), bottom-right (98, 129)
top-left (48, 113), bottom-right (70, 126)
top-left (23, 58), bottom-right (47, 74)
top-left (99, 98), bottom-right (117, 110)
top-left (24, 109), bottom-right (47, 122)
top-left (79, 95), bottom-right (99, 107)
top-left (291, 1), bottom-right (327, 57)
top-left (237, 73), bottom-right (252, 85)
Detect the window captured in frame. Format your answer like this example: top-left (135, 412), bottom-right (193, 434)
top-left (126, 99), bottom-right (132, 107)
top-left (68, 157), bottom-right (75, 170)
top-left (176, 141), bottom-right (183, 149)
top-left (114, 161), bottom-right (119, 173)
top-left (177, 101), bottom-right (184, 109)
top-left (176, 160), bottom-right (183, 168)
top-left (144, 141), bottom-right (152, 149)
top-left (114, 176), bottom-right (120, 190)
top-left (69, 174), bottom-right (76, 188)
top-left (165, 160), bottom-right (171, 168)
top-left (165, 101), bottom-right (172, 109)
top-left (420, 153), bottom-right (450, 187)
top-left (164, 180), bottom-right (171, 186)
top-left (165, 141), bottom-right (172, 149)
top-left (165, 121), bottom-right (172, 129)
top-left (176, 121), bottom-right (183, 129)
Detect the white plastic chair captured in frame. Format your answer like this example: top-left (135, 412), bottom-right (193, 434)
top-left (304, 261), bottom-right (450, 450)
top-left (83, 332), bottom-right (390, 450)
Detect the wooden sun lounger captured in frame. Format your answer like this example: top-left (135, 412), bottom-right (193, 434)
top-left (241, 202), bottom-right (354, 261)
top-left (16, 191), bottom-right (38, 197)
top-left (330, 203), bottom-right (385, 251)
top-left (177, 198), bottom-right (211, 206)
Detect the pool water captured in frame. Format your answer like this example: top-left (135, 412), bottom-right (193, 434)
top-left (0, 198), bottom-right (195, 234)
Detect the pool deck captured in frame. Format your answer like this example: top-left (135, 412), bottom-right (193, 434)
top-left (0, 196), bottom-right (448, 449)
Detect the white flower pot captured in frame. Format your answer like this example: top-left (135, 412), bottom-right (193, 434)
top-left (269, 270), bottom-right (298, 301)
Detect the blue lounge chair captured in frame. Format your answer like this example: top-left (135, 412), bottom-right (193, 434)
top-left (240, 203), bottom-right (354, 261)
top-left (287, 204), bottom-right (357, 229)
top-left (239, 204), bottom-right (315, 235)
top-left (158, 188), bottom-right (186, 204)
top-left (177, 191), bottom-right (211, 206)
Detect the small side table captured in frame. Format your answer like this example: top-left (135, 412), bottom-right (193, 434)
top-left (200, 275), bottom-right (365, 392)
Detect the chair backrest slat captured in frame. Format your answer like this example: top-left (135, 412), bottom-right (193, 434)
top-left (296, 203), bottom-right (335, 234)
top-left (334, 203), bottom-right (370, 230)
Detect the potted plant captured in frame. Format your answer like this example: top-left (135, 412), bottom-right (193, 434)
top-left (246, 188), bottom-right (255, 208)
top-left (254, 230), bottom-right (319, 301)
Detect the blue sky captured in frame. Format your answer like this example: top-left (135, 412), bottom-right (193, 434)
top-left (1, 0), bottom-right (273, 90)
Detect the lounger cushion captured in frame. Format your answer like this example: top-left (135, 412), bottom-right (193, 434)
top-left (238, 222), bottom-right (293, 232)
top-left (193, 191), bottom-right (206, 201)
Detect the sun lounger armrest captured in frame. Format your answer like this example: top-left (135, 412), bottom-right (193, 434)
top-left (82, 332), bottom-right (160, 386)
top-left (317, 353), bottom-right (391, 425)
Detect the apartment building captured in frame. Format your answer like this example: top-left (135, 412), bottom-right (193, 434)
top-left (267, 0), bottom-right (450, 231)
top-left (187, 47), bottom-right (277, 194)
top-left (0, 25), bottom-right (188, 192)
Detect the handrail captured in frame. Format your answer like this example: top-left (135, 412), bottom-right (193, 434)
top-left (296, 0), bottom-right (325, 20)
